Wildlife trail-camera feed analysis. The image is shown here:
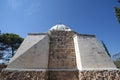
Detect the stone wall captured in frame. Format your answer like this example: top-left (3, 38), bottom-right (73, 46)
top-left (0, 70), bottom-right (48, 80)
top-left (73, 34), bottom-right (116, 70)
top-left (48, 31), bottom-right (77, 69)
top-left (79, 70), bottom-right (120, 80)
top-left (48, 70), bottom-right (79, 80)
top-left (0, 70), bottom-right (120, 80)
top-left (7, 34), bottom-right (49, 69)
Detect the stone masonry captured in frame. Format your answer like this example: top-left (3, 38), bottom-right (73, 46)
top-left (0, 70), bottom-right (120, 80)
top-left (0, 70), bottom-right (48, 80)
top-left (48, 31), bottom-right (77, 69)
top-left (1, 24), bottom-right (119, 80)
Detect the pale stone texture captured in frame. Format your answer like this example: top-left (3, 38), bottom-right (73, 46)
top-left (7, 34), bottom-right (49, 69)
top-left (7, 30), bottom-right (116, 70)
top-left (73, 34), bottom-right (116, 70)
top-left (10, 34), bottom-right (47, 62)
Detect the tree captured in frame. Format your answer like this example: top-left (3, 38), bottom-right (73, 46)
top-left (112, 52), bottom-right (120, 68)
top-left (114, 0), bottom-right (120, 23)
top-left (114, 60), bottom-right (120, 68)
top-left (118, 0), bottom-right (120, 3)
top-left (0, 31), bottom-right (4, 59)
top-left (0, 33), bottom-right (23, 57)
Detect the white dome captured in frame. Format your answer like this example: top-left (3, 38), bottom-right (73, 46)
top-left (50, 24), bottom-right (72, 31)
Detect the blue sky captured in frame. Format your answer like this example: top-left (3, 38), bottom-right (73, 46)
top-left (0, 0), bottom-right (120, 55)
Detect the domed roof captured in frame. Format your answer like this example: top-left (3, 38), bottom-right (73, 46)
top-left (49, 24), bottom-right (72, 31)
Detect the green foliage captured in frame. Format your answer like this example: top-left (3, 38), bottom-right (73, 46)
top-left (114, 60), bottom-right (120, 68)
top-left (114, 7), bottom-right (120, 23)
top-left (118, 0), bottom-right (120, 3)
top-left (114, 0), bottom-right (120, 23)
top-left (0, 33), bottom-right (23, 57)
